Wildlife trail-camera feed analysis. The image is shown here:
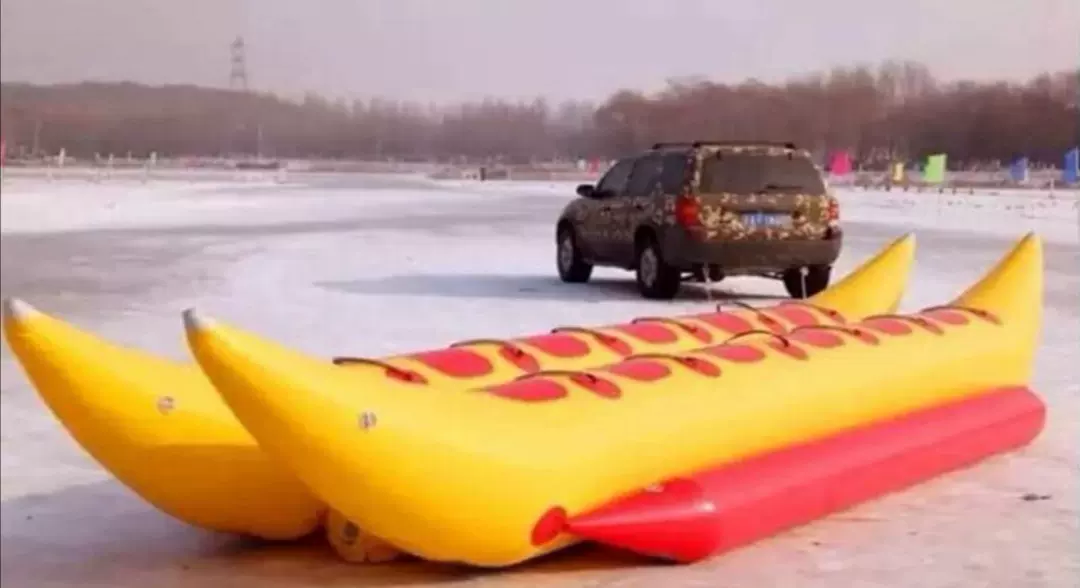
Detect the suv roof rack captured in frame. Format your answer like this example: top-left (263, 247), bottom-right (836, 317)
top-left (651, 140), bottom-right (798, 150)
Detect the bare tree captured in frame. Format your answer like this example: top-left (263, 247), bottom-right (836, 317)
top-left (1, 63), bottom-right (1076, 166)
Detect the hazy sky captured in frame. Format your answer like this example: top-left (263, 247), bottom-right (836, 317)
top-left (2, 0), bottom-right (1077, 103)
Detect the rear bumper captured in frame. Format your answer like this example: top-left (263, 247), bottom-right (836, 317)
top-left (663, 228), bottom-right (843, 273)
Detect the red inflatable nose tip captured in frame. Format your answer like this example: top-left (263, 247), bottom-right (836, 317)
top-left (565, 479), bottom-right (721, 563)
top-left (530, 506), bottom-right (568, 546)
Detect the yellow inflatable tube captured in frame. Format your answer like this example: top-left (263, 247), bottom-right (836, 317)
top-left (184, 233), bottom-right (1041, 566)
top-left (1, 234), bottom-right (914, 541)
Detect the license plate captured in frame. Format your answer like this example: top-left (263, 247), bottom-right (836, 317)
top-left (741, 212), bottom-right (789, 228)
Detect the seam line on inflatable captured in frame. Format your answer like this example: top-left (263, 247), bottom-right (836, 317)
top-left (550, 326), bottom-right (633, 355)
top-left (714, 301), bottom-right (785, 331)
top-left (920, 304), bottom-right (1002, 324)
top-left (629, 316), bottom-right (712, 342)
top-left (788, 324), bottom-right (881, 345)
top-left (862, 313), bottom-right (945, 334)
top-left (776, 301), bottom-right (848, 324)
top-left (447, 337), bottom-right (541, 372)
top-left (330, 356), bottom-right (428, 384)
top-left (722, 329), bottom-right (793, 348)
top-left (619, 352), bottom-right (722, 377)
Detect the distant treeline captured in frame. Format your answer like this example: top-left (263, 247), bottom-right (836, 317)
top-left (1, 61), bottom-right (1077, 166)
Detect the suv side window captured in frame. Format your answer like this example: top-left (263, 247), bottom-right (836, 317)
top-left (624, 154), bottom-right (664, 197)
top-left (595, 158), bottom-right (636, 197)
top-left (659, 153), bottom-right (690, 194)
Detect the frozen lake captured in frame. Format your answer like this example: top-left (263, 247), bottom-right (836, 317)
top-left (2, 173), bottom-right (1078, 587)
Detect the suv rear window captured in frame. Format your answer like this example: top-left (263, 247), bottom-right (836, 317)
top-left (699, 153), bottom-right (827, 195)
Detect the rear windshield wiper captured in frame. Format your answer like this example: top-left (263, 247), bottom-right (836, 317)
top-left (758, 184), bottom-right (805, 192)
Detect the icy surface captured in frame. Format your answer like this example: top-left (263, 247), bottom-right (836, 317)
top-left (2, 174), bottom-right (1078, 587)
top-left (835, 187), bottom-right (1079, 245)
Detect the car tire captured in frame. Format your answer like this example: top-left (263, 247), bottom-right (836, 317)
top-left (782, 265), bottom-right (831, 298)
top-left (635, 235), bottom-right (681, 300)
top-left (691, 264), bottom-right (725, 283)
top-left (556, 227), bottom-right (593, 283)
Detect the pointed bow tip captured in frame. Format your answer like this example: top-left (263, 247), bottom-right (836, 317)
top-left (1005, 231), bottom-right (1041, 254)
top-left (181, 308), bottom-right (217, 333)
top-left (878, 232), bottom-right (916, 258)
top-left (1018, 231), bottom-right (1042, 250)
top-left (895, 232), bottom-right (916, 248)
top-left (2, 298), bottom-right (39, 322)
top-left (951, 231), bottom-right (1044, 318)
top-left (807, 232), bottom-right (916, 314)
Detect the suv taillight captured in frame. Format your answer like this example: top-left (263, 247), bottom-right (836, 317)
top-left (675, 194), bottom-right (701, 228)
top-left (826, 196), bottom-right (840, 223)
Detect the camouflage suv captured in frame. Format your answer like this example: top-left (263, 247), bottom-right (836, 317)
top-left (555, 141), bottom-right (842, 300)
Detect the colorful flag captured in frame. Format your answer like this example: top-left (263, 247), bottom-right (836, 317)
top-left (828, 150), bottom-right (852, 175)
top-left (923, 154), bottom-right (946, 184)
top-left (1009, 156), bottom-right (1029, 183)
top-left (1064, 147), bottom-right (1079, 184)
top-left (890, 161), bottom-right (905, 183)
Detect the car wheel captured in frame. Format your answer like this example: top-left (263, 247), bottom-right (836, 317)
top-left (556, 228), bottom-right (593, 283)
top-left (782, 265), bottom-right (831, 298)
top-left (635, 235), bottom-right (681, 300)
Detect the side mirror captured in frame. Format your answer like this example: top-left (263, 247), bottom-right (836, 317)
top-left (576, 184), bottom-right (597, 198)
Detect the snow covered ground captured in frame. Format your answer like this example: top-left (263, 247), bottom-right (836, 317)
top-left (1, 174), bottom-right (1077, 587)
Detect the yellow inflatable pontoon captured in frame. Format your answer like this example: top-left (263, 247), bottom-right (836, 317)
top-left (2, 235), bottom-right (914, 542)
top-left (183, 233), bottom-right (1042, 567)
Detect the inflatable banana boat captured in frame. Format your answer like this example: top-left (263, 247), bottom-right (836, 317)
top-left (1, 235), bottom-right (915, 541)
top-left (183, 233), bottom-right (1043, 567)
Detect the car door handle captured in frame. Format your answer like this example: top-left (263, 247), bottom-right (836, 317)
top-left (632, 204), bottom-right (645, 211)
top-left (600, 205), bottom-right (613, 212)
